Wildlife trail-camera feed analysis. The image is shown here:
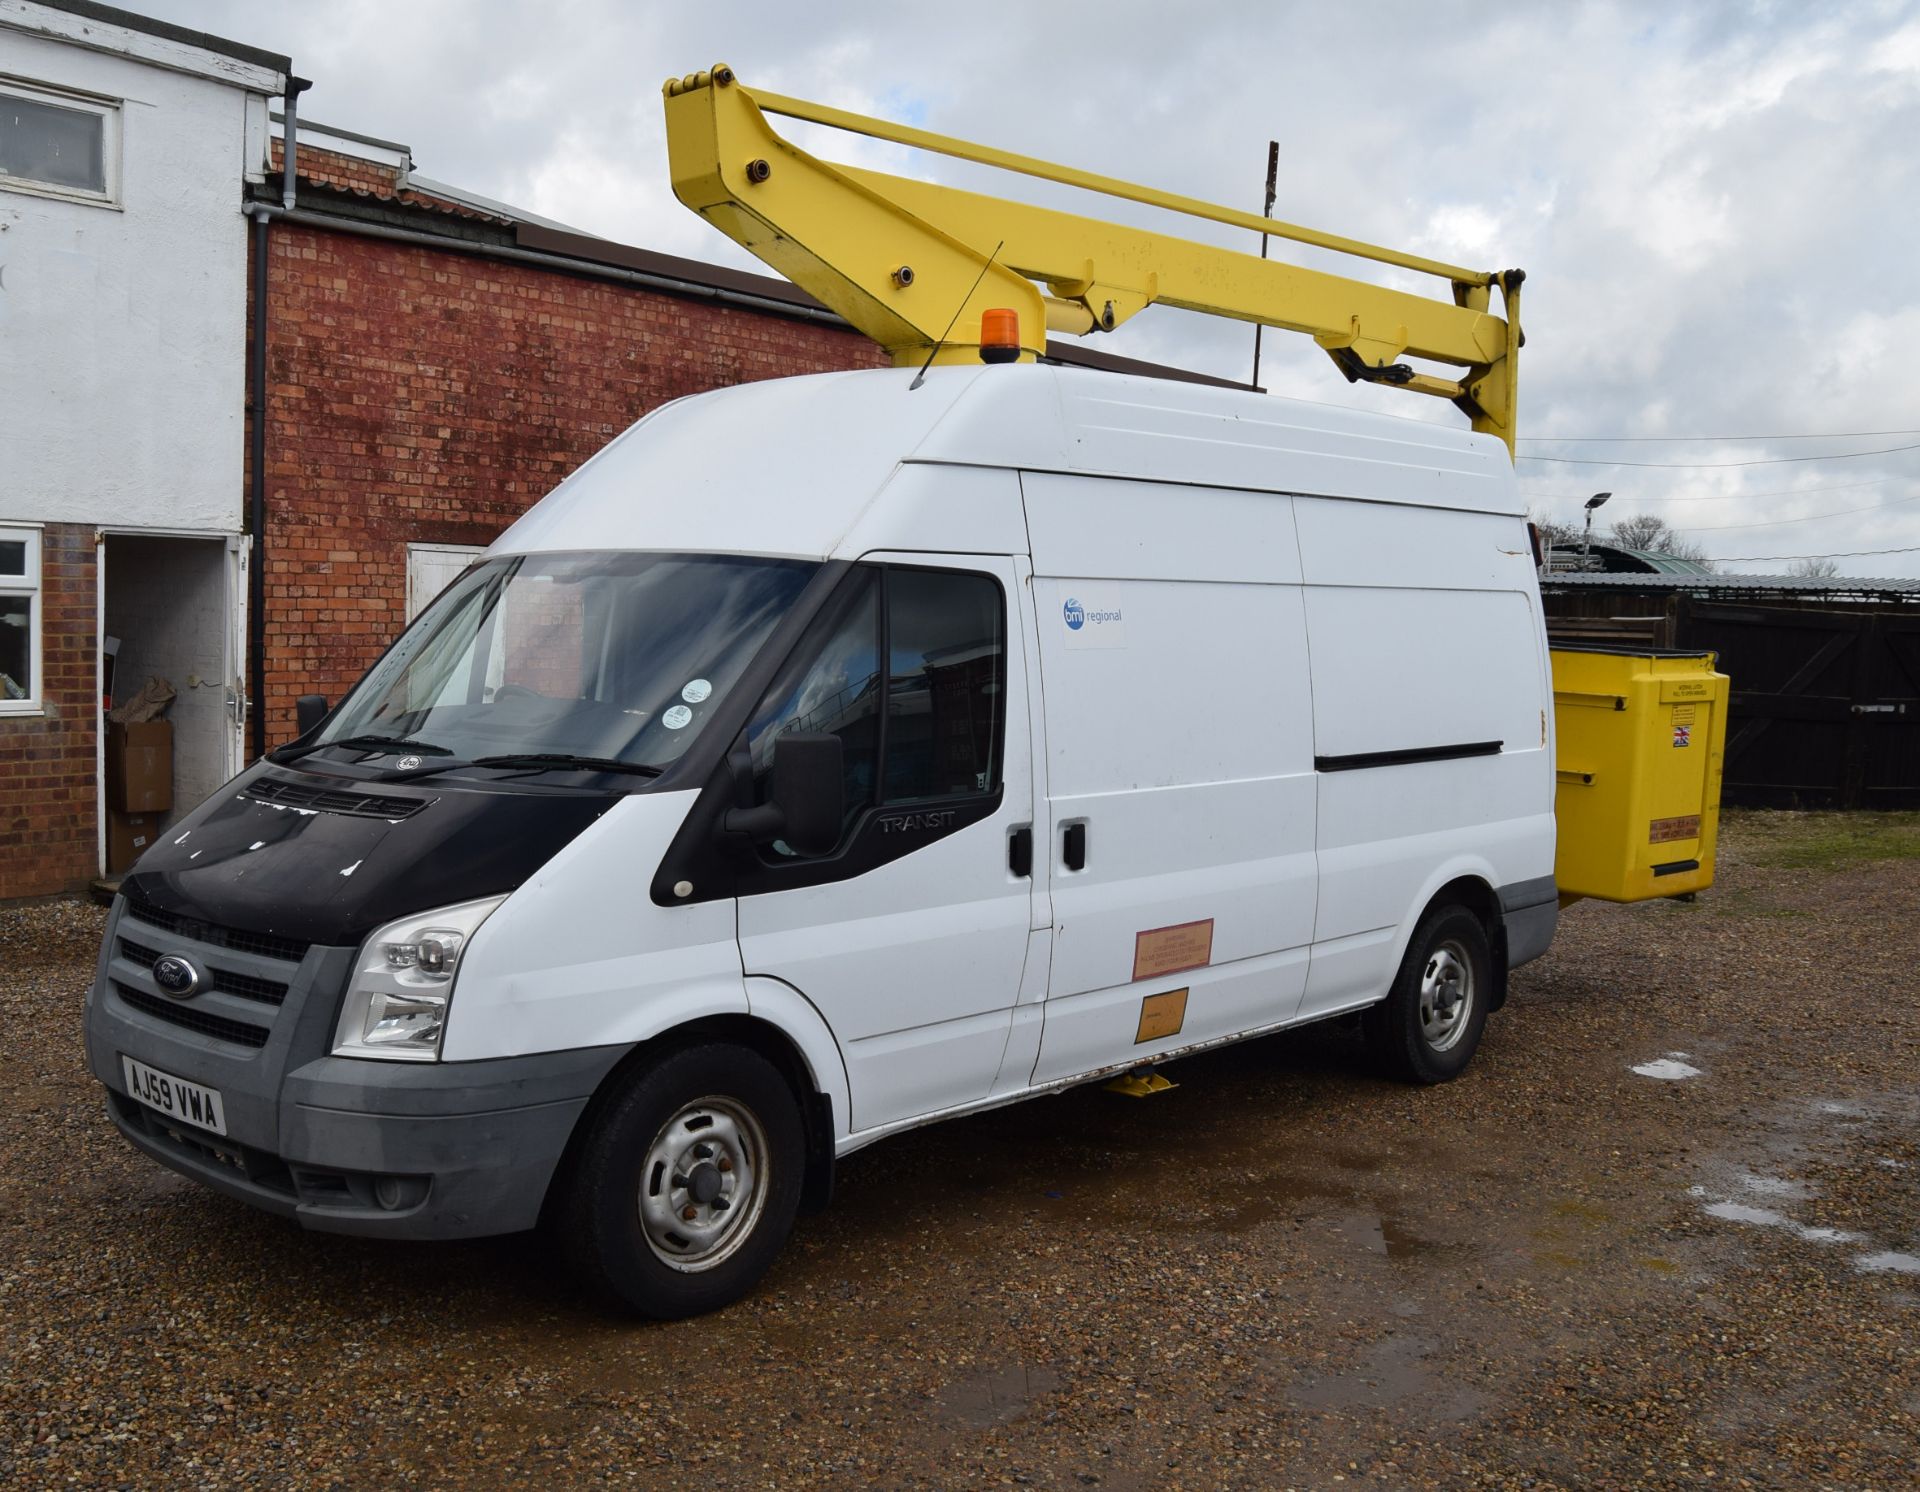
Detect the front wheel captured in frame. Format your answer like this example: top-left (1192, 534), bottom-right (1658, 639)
top-left (560, 1043), bottom-right (805, 1319)
top-left (1362, 904), bottom-right (1492, 1084)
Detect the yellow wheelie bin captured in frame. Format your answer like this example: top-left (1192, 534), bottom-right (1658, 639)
top-left (1551, 646), bottom-right (1730, 904)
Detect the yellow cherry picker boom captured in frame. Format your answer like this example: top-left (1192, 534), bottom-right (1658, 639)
top-left (660, 65), bottom-right (1728, 904)
top-left (662, 63), bottom-right (1523, 451)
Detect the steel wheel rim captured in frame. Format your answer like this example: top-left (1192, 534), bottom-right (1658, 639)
top-left (638, 1096), bottom-right (769, 1273)
top-left (1419, 939), bottom-right (1475, 1052)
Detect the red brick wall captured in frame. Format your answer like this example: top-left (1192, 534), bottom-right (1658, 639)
top-left (277, 141), bottom-right (404, 199)
top-left (0, 525), bottom-right (98, 898)
top-left (270, 141), bottom-right (506, 222)
top-left (256, 224), bottom-right (887, 742)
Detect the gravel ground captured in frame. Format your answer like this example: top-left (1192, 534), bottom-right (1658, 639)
top-left (2, 809), bottom-right (1917, 1490)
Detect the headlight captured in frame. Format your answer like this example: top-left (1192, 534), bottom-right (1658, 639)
top-left (333, 896), bottom-right (506, 1061)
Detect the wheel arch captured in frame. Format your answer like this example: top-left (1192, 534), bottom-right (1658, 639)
top-left (1399, 867), bottom-right (1509, 1012)
top-left (541, 1011), bottom-right (842, 1227)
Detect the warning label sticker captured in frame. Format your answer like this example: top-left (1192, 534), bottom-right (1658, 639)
top-left (1133, 919), bottom-right (1214, 981)
top-left (1650, 815), bottom-right (1702, 844)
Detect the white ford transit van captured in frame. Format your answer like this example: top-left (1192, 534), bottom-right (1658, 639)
top-left (86, 363), bottom-right (1557, 1317)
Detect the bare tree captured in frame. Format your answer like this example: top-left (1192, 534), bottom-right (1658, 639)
top-left (1607, 513), bottom-right (1713, 568)
top-left (1524, 508), bottom-right (1585, 549)
top-left (1787, 556), bottom-right (1841, 578)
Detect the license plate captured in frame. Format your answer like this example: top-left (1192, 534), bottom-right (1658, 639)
top-left (121, 1055), bottom-right (228, 1136)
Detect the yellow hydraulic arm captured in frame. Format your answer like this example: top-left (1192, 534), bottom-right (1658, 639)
top-left (662, 64), bottom-right (1526, 452)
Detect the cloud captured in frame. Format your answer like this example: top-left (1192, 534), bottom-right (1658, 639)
top-left (139, 0), bottom-right (1920, 574)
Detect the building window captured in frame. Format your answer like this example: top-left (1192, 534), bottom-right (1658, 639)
top-left (406, 543), bottom-right (487, 622)
top-left (0, 81), bottom-right (120, 207)
top-left (0, 527), bottom-right (43, 715)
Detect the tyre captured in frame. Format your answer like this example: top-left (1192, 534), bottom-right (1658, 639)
top-left (560, 1043), bottom-right (805, 1319)
top-left (1362, 904), bottom-right (1492, 1085)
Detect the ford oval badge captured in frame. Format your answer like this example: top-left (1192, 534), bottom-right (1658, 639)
top-left (152, 954), bottom-right (203, 1000)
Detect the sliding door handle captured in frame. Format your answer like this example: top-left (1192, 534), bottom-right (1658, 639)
top-left (1062, 821), bottom-right (1088, 872)
top-left (1008, 825), bottom-right (1033, 878)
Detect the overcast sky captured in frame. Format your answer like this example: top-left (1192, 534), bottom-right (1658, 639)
top-left (145, 0), bottom-right (1920, 575)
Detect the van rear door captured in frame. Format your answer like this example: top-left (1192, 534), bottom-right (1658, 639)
top-left (1020, 473), bottom-right (1319, 1084)
top-left (1290, 496), bottom-right (1554, 1022)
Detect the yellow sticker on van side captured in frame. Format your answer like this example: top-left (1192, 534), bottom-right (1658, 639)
top-left (1135, 988), bottom-right (1189, 1044)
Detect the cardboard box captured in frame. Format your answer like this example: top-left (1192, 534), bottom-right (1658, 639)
top-left (107, 810), bottom-right (162, 874)
top-left (107, 720), bottom-right (173, 814)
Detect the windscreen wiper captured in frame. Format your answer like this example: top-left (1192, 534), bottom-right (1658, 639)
top-left (382, 753), bottom-right (664, 782)
top-left (270, 734), bottom-right (455, 765)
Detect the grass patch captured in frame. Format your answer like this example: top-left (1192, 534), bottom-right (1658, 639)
top-left (1726, 809), bottom-right (1920, 871)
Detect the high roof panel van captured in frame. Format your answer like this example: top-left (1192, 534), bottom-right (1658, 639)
top-left (86, 364), bottom-right (1557, 1317)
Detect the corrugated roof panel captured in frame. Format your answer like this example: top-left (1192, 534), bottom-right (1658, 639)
top-left (1542, 572), bottom-right (1920, 597)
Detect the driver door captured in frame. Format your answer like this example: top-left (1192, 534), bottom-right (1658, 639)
top-left (733, 554), bottom-right (1040, 1133)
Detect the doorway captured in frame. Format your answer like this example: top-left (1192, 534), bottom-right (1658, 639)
top-left (99, 533), bottom-right (245, 870)
top-left (407, 543), bottom-right (485, 623)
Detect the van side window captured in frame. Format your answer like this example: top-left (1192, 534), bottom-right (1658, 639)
top-left (747, 572), bottom-right (883, 839)
top-left (746, 565), bottom-right (1005, 856)
top-left (883, 568), bottom-right (1004, 802)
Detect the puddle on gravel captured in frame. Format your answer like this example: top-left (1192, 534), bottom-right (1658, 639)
top-left (1856, 1252), bottom-right (1920, 1276)
top-left (1816, 1100), bottom-right (1874, 1119)
top-left (1333, 1210), bottom-right (1444, 1260)
top-left (936, 1363), bottom-right (1061, 1428)
top-left (1141, 1152), bottom-right (1407, 1240)
top-left (1694, 1195), bottom-right (1864, 1245)
top-left (1685, 1095), bottom-right (1920, 1277)
top-left (1289, 1332), bottom-right (1486, 1422)
top-left (1736, 1173), bottom-right (1806, 1199)
top-left (1632, 1053), bottom-right (1703, 1080)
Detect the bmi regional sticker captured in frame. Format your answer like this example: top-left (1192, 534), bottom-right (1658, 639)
top-left (1057, 587), bottom-right (1127, 650)
top-left (1672, 724), bottom-right (1691, 748)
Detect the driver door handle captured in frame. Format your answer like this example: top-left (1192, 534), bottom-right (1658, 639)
top-left (1008, 825), bottom-right (1033, 878)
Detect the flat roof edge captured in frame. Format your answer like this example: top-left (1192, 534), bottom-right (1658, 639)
top-left (12, 0), bottom-right (291, 77)
top-left (271, 111), bottom-right (408, 157)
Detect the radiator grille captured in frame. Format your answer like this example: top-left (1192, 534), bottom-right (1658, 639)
top-left (111, 980), bottom-right (271, 1049)
top-left (115, 936), bottom-right (289, 1007)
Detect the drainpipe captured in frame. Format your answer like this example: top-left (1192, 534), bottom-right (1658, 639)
top-left (247, 76), bottom-right (310, 761)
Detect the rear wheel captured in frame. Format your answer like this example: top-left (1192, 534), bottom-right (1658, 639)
top-left (1362, 904), bottom-right (1492, 1084)
top-left (561, 1043), bottom-right (805, 1319)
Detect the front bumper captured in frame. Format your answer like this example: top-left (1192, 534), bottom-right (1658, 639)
top-left (87, 896), bottom-right (624, 1240)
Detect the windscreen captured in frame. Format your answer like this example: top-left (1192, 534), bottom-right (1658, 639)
top-left (316, 551), bottom-right (818, 772)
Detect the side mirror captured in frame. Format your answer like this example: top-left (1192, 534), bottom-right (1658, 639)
top-left (295, 694), bottom-right (330, 737)
top-left (721, 732), bottom-right (845, 856)
top-left (770, 732), bottom-right (845, 856)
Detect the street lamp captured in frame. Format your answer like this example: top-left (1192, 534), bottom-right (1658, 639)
top-left (1581, 491), bottom-right (1612, 562)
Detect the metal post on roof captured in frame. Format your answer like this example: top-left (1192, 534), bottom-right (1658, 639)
top-left (1250, 140), bottom-right (1278, 390)
top-left (1582, 491), bottom-right (1612, 563)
